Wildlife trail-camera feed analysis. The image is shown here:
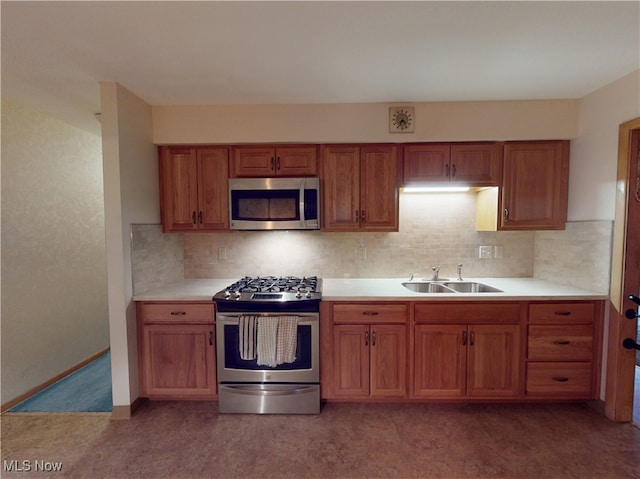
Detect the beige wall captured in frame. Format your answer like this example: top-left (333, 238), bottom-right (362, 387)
top-left (152, 99), bottom-right (579, 145)
top-left (100, 83), bottom-right (157, 408)
top-left (569, 70), bottom-right (640, 221)
top-left (1, 98), bottom-right (109, 404)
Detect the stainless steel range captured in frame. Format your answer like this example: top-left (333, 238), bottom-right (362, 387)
top-left (213, 276), bottom-right (321, 414)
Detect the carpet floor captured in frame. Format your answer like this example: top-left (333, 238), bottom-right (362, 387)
top-left (2, 401), bottom-right (639, 479)
top-left (9, 351), bottom-right (112, 413)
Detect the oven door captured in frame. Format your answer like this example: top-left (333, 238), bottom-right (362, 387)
top-left (215, 312), bottom-right (319, 383)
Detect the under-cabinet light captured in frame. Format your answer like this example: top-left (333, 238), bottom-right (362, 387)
top-left (401, 186), bottom-right (471, 193)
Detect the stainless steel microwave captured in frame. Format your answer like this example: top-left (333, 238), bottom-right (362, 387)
top-left (229, 177), bottom-right (320, 230)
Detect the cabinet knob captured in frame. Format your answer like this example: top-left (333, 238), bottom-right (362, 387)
top-left (503, 208), bottom-right (510, 221)
top-left (364, 330), bottom-right (369, 346)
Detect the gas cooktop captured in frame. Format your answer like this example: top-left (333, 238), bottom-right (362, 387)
top-left (213, 276), bottom-right (322, 303)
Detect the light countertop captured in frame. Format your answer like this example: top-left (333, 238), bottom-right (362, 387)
top-left (133, 277), bottom-right (607, 302)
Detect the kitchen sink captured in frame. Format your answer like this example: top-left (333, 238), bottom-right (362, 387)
top-left (402, 282), bottom-right (455, 293)
top-left (442, 282), bottom-right (503, 293)
top-left (401, 281), bottom-right (503, 294)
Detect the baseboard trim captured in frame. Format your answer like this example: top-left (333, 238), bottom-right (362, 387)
top-left (111, 397), bottom-right (146, 420)
top-left (1, 347), bottom-right (111, 413)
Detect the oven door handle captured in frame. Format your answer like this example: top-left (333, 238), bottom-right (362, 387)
top-left (219, 385), bottom-right (317, 396)
top-left (216, 315), bottom-right (317, 326)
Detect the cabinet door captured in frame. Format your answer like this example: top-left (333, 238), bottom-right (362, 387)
top-left (333, 325), bottom-right (369, 397)
top-left (360, 145), bottom-right (399, 231)
top-left (142, 324), bottom-right (216, 399)
top-left (321, 146), bottom-right (360, 231)
top-left (450, 143), bottom-right (503, 186)
top-left (403, 144), bottom-right (451, 183)
top-left (370, 325), bottom-right (406, 398)
top-left (198, 148), bottom-right (229, 230)
top-left (501, 141), bottom-right (569, 230)
top-left (231, 146), bottom-right (275, 177)
top-left (413, 325), bottom-right (466, 398)
top-left (159, 147), bottom-right (199, 232)
top-left (276, 146), bottom-right (317, 176)
top-left (467, 324), bottom-right (520, 398)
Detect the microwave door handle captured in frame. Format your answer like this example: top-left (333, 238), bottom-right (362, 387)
top-left (299, 179), bottom-right (306, 227)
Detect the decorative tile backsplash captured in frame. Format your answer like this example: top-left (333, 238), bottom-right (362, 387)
top-left (534, 221), bottom-right (612, 294)
top-left (131, 194), bottom-right (612, 294)
top-left (131, 224), bottom-right (184, 294)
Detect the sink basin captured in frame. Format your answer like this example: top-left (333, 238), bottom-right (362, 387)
top-left (442, 282), bottom-right (503, 293)
top-left (401, 281), bottom-right (503, 294)
top-left (402, 282), bottom-right (455, 293)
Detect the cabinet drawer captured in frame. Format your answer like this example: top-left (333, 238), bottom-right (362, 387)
top-left (526, 362), bottom-right (592, 395)
top-left (333, 303), bottom-right (407, 324)
top-left (140, 302), bottom-right (214, 323)
top-left (414, 302), bottom-right (520, 323)
top-left (529, 302), bottom-right (594, 324)
top-left (528, 325), bottom-right (593, 361)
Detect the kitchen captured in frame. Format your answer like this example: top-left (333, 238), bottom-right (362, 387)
top-left (2, 2), bottom-right (640, 475)
top-left (132, 137), bottom-right (610, 413)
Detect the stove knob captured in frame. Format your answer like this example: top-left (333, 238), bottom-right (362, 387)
top-left (295, 291), bottom-right (303, 299)
top-left (305, 291), bottom-right (312, 298)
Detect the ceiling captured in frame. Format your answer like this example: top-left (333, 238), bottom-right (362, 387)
top-left (2, 1), bottom-right (639, 135)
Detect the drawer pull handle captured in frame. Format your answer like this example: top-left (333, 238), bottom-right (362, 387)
top-left (362, 311), bottom-right (379, 316)
top-left (552, 376), bottom-right (569, 382)
top-left (554, 311), bottom-right (572, 316)
top-left (364, 331), bottom-right (369, 346)
top-left (170, 311), bottom-right (187, 316)
top-left (553, 340), bottom-right (571, 345)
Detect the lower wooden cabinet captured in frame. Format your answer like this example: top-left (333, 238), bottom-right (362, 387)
top-left (525, 302), bottom-right (601, 399)
top-left (333, 324), bottom-right (407, 398)
top-left (137, 302), bottom-right (216, 400)
top-left (413, 324), bottom-right (521, 398)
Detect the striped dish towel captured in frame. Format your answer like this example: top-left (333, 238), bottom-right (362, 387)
top-left (276, 316), bottom-right (299, 365)
top-left (257, 317), bottom-right (278, 367)
top-left (239, 315), bottom-right (258, 360)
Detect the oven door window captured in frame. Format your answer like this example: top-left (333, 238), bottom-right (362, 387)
top-left (222, 324), bottom-right (312, 370)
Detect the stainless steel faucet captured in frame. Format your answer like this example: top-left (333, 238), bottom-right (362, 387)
top-left (431, 266), bottom-right (440, 281)
top-left (457, 263), bottom-right (463, 281)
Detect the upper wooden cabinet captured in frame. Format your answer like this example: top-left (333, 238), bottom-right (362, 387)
top-left (231, 145), bottom-right (317, 177)
top-left (403, 142), bottom-right (503, 186)
top-left (159, 146), bottom-right (229, 232)
top-left (476, 140), bottom-right (570, 231)
top-left (321, 144), bottom-right (399, 232)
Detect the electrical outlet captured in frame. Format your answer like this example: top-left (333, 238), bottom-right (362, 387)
top-left (478, 245), bottom-right (493, 259)
top-left (218, 247), bottom-right (227, 260)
